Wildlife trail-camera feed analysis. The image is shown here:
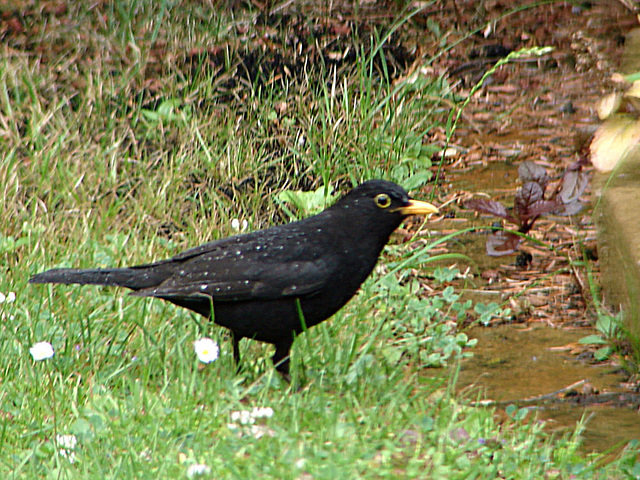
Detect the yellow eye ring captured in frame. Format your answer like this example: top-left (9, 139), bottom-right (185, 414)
top-left (375, 193), bottom-right (391, 208)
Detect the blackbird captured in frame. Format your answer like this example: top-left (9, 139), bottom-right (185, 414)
top-left (30, 180), bottom-right (438, 379)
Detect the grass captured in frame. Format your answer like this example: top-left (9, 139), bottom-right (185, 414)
top-left (1, 1), bottom-right (639, 477)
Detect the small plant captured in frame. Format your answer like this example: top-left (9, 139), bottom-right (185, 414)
top-left (578, 312), bottom-right (623, 362)
top-left (276, 185), bottom-right (337, 219)
top-left (580, 310), bottom-right (640, 373)
top-left (371, 267), bottom-right (478, 369)
top-left (464, 161), bottom-right (588, 256)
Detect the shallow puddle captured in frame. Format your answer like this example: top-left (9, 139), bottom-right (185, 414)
top-left (456, 324), bottom-right (640, 453)
top-left (433, 155), bottom-right (640, 453)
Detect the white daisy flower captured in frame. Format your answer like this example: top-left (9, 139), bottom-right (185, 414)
top-left (30, 341), bottom-right (54, 361)
top-left (0, 291), bottom-right (15, 303)
top-left (56, 434), bottom-right (77, 463)
top-left (230, 218), bottom-right (248, 232)
top-left (250, 407), bottom-right (274, 419)
top-left (230, 410), bottom-right (254, 425)
top-left (193, 338), bottom-right (219, 363)
top-left (186, 463), bottom-right (210, 478)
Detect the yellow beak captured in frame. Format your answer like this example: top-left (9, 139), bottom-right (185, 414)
top-left (396, 199), bottom-right (439, 216)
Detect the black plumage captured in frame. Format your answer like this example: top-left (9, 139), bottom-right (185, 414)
top-left (30, 180), bottom-right (438, 379)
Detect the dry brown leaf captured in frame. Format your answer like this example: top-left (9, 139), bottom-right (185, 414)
top-left (597, 92), bottom-right (622, 119)
top-left (590, 115), bottom-right (640, 172)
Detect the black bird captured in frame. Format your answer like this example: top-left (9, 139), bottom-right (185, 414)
top-left (30, 180), bottom-right (438, 379)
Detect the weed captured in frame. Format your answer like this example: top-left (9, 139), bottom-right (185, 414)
top-left (465, 161), bottom-right (589, 256)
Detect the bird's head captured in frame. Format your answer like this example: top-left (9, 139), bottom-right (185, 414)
top-left (323, 179), bottom-right (438, 247)
top-left (333, 179), bottom-right (438, 219)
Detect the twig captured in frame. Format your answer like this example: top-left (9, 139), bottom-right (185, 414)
top-left (471, 379), bottom-right (587, 407)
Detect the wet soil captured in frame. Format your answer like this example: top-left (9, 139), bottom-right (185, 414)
top-left (458, 324), bottom-right (638, 453)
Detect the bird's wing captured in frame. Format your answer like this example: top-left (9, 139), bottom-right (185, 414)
top-left (131, 225), bottom-right (339, 302)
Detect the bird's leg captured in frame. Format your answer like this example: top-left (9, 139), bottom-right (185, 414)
top-left (232, 334), bottom-right (242, 372)
top-left (272, 341), bottom-right (292, 383)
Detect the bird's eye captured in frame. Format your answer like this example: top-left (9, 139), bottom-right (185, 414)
top-left (375, 193), bottom-right (391, 208)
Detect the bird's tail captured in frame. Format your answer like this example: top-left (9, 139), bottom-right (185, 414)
top-left (29, 267), bottom-right (159, 291)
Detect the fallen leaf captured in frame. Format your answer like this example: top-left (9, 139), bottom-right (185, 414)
top-left (590, 115), bottom-right (640, 172)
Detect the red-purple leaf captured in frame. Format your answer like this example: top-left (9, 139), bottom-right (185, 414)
top-left (528, 199), bottom-right (560, 217)
top-left (464, 197), bottom-right (514, 221)
top-left (486, 231), bottom-right (521, 256)
top-left (556, 200), bottom-right (584, 216)
top-left (518, 162), bottom-right (549, 188)
top-left (514, 182), bottom-right (544, 219)
top-left (559, 170), bottom-right (589, 204)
